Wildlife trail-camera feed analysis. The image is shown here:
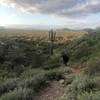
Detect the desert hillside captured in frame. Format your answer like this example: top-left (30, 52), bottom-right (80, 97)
top-left (0, 29), bottom-right (100, 100)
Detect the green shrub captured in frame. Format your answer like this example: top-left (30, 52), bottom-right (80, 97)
top-left (18, 72), bottom-right (47, 91)
top-left (0, 87), bottom-right (33, 100)
top-left (0, 70), bottom-right (17, 78)
top-left (19, 68), bottom-right (65, 89)
top-left (61, 91), bottom-right (100, 100)
top-left (70, 75), bottom-right (98, 93)
top-left (20, 68), bottom-right (45, 78)
top-left (44, 55), bottom-right (60, 69)
top-left (0, 67), bottom-right (65, 99)
top-left (84, 58), bottom-right (100, 75)
top-left (0, 78), bottom-right (18, 96)
top-left (0, 36), bottom-right (50, 71)
top-left (61, 74), bottom-right (100, 100)
top-left (64, 32), bottom-right (100, 63)
top-left (77, 91), bottom-right (100, 100)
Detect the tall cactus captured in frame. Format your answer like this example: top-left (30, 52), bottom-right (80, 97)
top-left (48, 29), bottom-right (56, 55)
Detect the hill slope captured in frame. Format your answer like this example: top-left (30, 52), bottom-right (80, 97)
top-left (0, 29), bottom-right (100, 100)
top-left (57, 29), bottom-right (100, 100)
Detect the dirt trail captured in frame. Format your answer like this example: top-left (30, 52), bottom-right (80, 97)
top-left (71, 68), bottom-right (80, 74)
top-left (34, 81), bottom-right (65, 100)
top-left (71, 67), bottom-right (84, 75)
top-left (34, 67), bottom-right (81, 100)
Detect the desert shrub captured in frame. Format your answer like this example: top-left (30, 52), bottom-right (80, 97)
top-left (44, 55), bottom-right (60, 69)
top-left (19, 68), bottom-right (65, 89)
top-left (46, 69), bottom-right (63, 80)
top-left (0, 78), bottom-right (18, 96)
top-left (64, 73), bottom-right (74, 85)
top-left (61, 75), bottom-right (100, 100)
top-left (18, 67), bottom-right (66, 93)
top-left (61, 91), bottom-right (100, 100)
top-left (0, 67), bottom-right (65, 99)
top-left (71, 41), bottom-right (91, 59)
top-left (63, 32), bottom-right (100, 63)
top-left (70, 75), bottom-right (98, 93)
top-left (20, 68), bottom-right (45, 78)
top-left (69, 41), bottom-right (91, 61)
top-left (18, 71), bottom-right (47, 91)
top-left (0, 87), bottom-right (33, 100)
top-left (77, 91), bottom-right (100, 100)
top-left (0, 36), bottom-right (50, 72)
top-left (61, 91), bottom-right (77, 100)
top-left (0, 70), bottom-right (17, 78)
top-left (84, 58), bottom-right (100, 75)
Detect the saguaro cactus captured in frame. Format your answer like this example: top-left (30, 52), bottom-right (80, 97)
top-left (48, 29), bottom-right (56, 55)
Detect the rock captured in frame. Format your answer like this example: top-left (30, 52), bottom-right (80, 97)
top-left (59, 79), bottom-right (65, 84)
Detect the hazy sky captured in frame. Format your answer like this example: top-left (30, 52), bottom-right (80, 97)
top-left (0, 0), bottom-right (100, 29)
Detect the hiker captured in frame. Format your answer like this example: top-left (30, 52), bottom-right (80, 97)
top-left (61, 52), bottom-right (69, 66)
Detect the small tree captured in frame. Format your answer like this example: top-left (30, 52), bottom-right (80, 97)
top-left (48, 29), bottom-right (56, 55)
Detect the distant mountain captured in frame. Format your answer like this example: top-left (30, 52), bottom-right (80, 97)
top-left (96, 27), bottom-right (100, 31)
top-left (60, 28), bottom-right (71, 31)
top-left (83, 28), bottom-right (93, 31)
top-left (58, 28), bottom-right (84, 32)
top-left (83, 27), bottom-right (100, 33)
top-left (0, 26), bottom-right (5, 30)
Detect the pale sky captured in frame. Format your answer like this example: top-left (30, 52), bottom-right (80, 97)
top-left (0, 0), bottom-right (100, 29)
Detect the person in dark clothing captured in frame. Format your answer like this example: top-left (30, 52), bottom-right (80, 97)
top-left (61, 52), bottom-right (69, 66)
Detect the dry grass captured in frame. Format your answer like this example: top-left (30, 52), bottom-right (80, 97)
top-left (0, 29), bottom-right (87, 43)
top-left (56, 31), bottom-right (87, 43)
